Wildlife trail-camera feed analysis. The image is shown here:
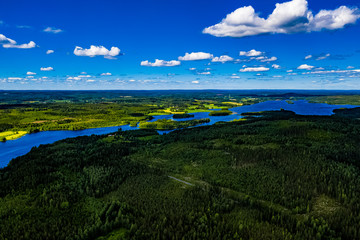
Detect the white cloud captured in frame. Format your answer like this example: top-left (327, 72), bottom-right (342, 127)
top-left (40, 67), bottom-right (54, 71)
top-left (260, 56), bottom-right (278, 62)
top-left (240, 49), bottom-right (263, 57)
top-left (78, 75), bottom-right (91, 78)
top-left (46, 50), bottom-right (54, 54)
top-left (86, 79), bottom-right (96, 82)
top-left (178, 52), bottom-right (213, 61)
top-left (2, 40), bottom-right (36, 49)
top-left (67, 77), bottom-right (81, 81)
top-left (74, 45), bottom-right (121, 59)
top-left (316, 53), bottom-right (330, 60)
top-left (231, 76), bottom-right (241, 79)
top-left (43, 27), bottom-right (63, 34)
top-left (203, 0), bottom-right (360, 38)
top-left (0, 34), bottom-right (16, 45)
top-left (272, 64), bottom-right (281, 69)
top-left (198, 71), bottom-right (211, 75)
top-left (192, 81), bottom-right (199, 84)
top-left (311, 6), bottom-right (360, 30)
top-left (305, 55), bottom-right (312, 59)
top-left (212, 55), bottom-right (234, 62)
top-left (101, 72), bottom-right (112, 76)
top-left (27, 72), bottom-right (36, 75)
top-left (189, 68), bottom-right (196, 71)
top-left (140, 59), bottom-right (181, 67)
top-left (297, 64), bottom-right (315, 70)
top-left (240, 67), bottom-right (270, 72)
top-left (347, 66), bottom-right (355, 69)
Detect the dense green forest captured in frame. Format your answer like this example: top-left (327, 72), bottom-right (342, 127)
top-left (209, 109), bottom-right (232, 116)
top-left (138, 118), bottom-right (210, 130)
top-left (1, 106), bottom-right (360, 239)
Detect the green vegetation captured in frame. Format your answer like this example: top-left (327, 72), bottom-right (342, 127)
top-left (1, 107), bottom-right (360, 239)
top-left (333, 107), bottom-right (360, 119)
top-left (172, 113), bottom-right (194, 119)
top-left (0, 131), bottom-right (27, 141)
top-left (209, 109), bottom-right (232, 116)
top-left (306, 95), bottom-right (360, 105)
top-left (138, 118), bottom-right (210, 130)
top-left (0, 91), bottom-right (262, 139)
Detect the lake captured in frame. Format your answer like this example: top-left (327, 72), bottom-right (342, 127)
top-left (1, 100), bottom-right (358, 168)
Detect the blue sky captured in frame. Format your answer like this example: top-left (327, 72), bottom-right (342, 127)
top-left (0, 0), bottom-right (360, 90)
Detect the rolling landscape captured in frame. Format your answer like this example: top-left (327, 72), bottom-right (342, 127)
top-left (1, 0), bottom-right (360, 239)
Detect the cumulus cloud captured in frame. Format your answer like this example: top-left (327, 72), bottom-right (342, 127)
top-left (43, 27), bottom-right (63, 34)
top-left (27, 72), bottom-right (36, 75)
top-left (74, 45), bottom-right (121, 59)
top-left (46, 50), bottom-right (54, 54)
top-left (40, 67), bottom-right (54, 71)
top-left (178, 52), bottom-right (213, 61)
top-left (259, 56), bottom-right (278, 62)
top-left (203, 0), bottom-right (360, 38)
top-left (189, 68), bottom-right (196, 71)
top-left (240, 49), bottom-right (263, 57)
top-left (272, 64), bottom-right (281, 69)
top-left (297, 64), bottom-right (314, 70)
top-left (192, 81), bottom-right (199, 84)
top-left (101, 72), bottom-right (112, 76)
top-left (3, 41), bottom-right (36, 49)
top-left (1, 34), bottom-right (36, 49)
top-left (140, 59), bottom-right (181, 67)
top-left (211, 55), bottom-right (234, 62)
top-left (240, 67), bottom-right (270, 72)
top-left (305, 55), bottom-right (312, 59)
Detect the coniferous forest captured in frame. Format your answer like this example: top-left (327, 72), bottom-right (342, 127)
top-left (1, 104), bottom-right (360, 239)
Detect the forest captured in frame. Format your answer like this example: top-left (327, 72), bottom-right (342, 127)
top-left (138, 118), bottom-right (210, 130)
top-left (1, 104), bottom-right (360, 239)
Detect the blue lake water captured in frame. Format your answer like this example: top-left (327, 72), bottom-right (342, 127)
top-left (0, 100), bottom-right (358, 168)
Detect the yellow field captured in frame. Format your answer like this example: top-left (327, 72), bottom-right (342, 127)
top-left (0, 131), bottom-right (28, 141)
top-left (222, 102), bottom-right (243, 106)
